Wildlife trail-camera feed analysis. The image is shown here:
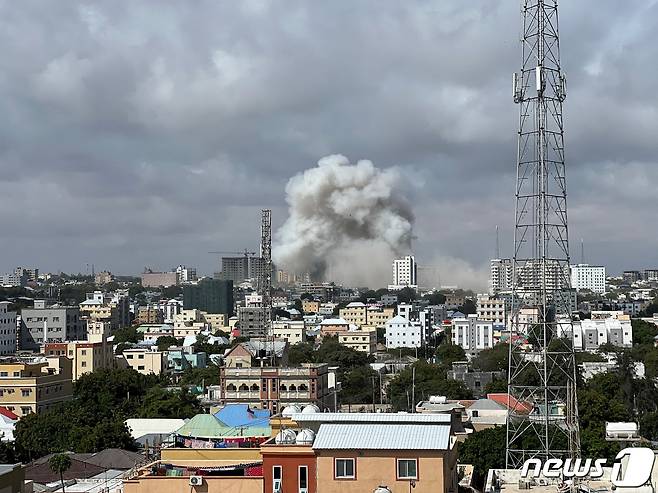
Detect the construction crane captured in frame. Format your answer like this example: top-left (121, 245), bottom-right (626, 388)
top-left (208, 249), bottom-right (257, 258)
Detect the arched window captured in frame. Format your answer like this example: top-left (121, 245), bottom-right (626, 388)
top-left (250, 384), bottom-right (259, 391)
top-left (239, 384), bottom-right (249, 391)
top-left (298, 384), bottom-right (308, 392)
top-left (227, 384), bottom-right (237, 391)
top-left (289, 384), bottom-right (297, 392)
top-left (279, 384), bottom-right (287, 392)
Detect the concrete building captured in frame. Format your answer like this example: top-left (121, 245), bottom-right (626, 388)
top-left (20, 301), bottom-right (84, 350)
top-left (385, 315), bottom-right (422, 349)
top-left (0, 356), bottom-right (73, 417)
top-left (218, 256), bottom-right (249, 284)
top-left (172, 309), bottom-right (208, 338)
top-left (339, 329), bottom-right (377, 354)
top-left (166, 347), bottom-right (207, 373)
top-left (223, 340), bottom-right (288, 368)
top-left (43, 339), bottom-right (115, 380)
top-left (1, 271), bottom-right (28, 288)
top-left (137, 324), bottom-right (174, 343)
top-left (560, 311), bottom-right (633, 351)
top-left (451, 315), bottom-right (494, 356)
top-left (79, 290), bottom-right (130, 331)
top-left (0, 464), bottom-right (24, 493)
top-left (490, 258), bottom-right (514, 294)
top-left (0, 303), bottom-right (17, 356)
top-left (447, 362), bottom-right (505, 397)
top-left (215, 363), bottom-right (334, 413)
top-left (86, 320), bottom-right (113, 343)
top-left (301, 300), bottom-right (321, 314)
top-left (137, 306), bottom-right (164, 325)
top-left (238, 306), bottom-right (265, 338)
top-left (366, 306), bottom-right (395, 328)
top-left (118, 348), bottom-right (167, 376)
top-left (389, 255), bottom-right (418, 290)
top-left (175, 265), bottom-right (197, 283)
top-left (158, 299), bottom-right (183, 324)
top-left (645, 269), bottom-right (658, 282)
top-left (201, 312), bottom-right (227, 331)
top-left (318, 318), bottom-right (350, 338)
top-left (623, 270), bottom-right (642, 284)
top-left (570, 264), bottom-right (606, 293)
top-left (183, 278), bottom-right (234, 316)
top-left (271, 320), bottom-right (305, 345)
top-left (476, 296), bottom-right (506, 324)
top-left (339, 302), bottom-right (368, 327)
top-left (94, 270), bottom-right (114, 285)
top-left (141, 269), bottom-right (178, 288)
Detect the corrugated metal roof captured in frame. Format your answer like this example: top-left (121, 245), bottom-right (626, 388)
top-left (292, 412), bottom-right (451, 423)
top-left (312, 423), bottom-right (451, 450)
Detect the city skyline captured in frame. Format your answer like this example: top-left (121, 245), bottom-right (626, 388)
top-left (1, 2), bottom-right (657, 287)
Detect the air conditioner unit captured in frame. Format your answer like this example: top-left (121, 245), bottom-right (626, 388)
top-left (189, 476), bottom-right (203, 486)
top-left (273, 479), bottom-right (282, 493)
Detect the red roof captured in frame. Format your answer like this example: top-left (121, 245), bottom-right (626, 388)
top-left (0, 406), bottom-right (19, 420)
top-left (487, 393), bottom-right (533, 414)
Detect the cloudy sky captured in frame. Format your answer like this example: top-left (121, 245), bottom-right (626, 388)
top-left (1, 0), bottom-right (657, 288)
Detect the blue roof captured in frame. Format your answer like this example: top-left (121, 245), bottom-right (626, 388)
top-left (213, 404), bottom-right (271, 428)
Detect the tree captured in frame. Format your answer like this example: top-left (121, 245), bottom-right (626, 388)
top-left (472, 344), bottom-right (509, 372)
top-left (396, 287), bottom-right (418, 304)
top-left (179, 365), bottom-right (220, 387)
top-left (435, 343), bottom-right (466, 371)
top-left (631, 319), bottom-right (658, 346)
top-left (112, 326), bottom-right (143, 345)
top-left (156, 336), bottom-right (180, 351)
top-left (288, 343), bottom-right (315, 366)
top-left (458, 299), bottom-right (477, 315)
top-left (484, 378), bottom-right (508, 394)
top-left (138, 386), bottom-right (202, 419)
top-left (423, 292), bottom-right (446, 306)
top-left (341, 366), bottom-right (379, 405)
top-left (49, 453), bottom-right (72, 493)
top-left (458, 426), bottom-right (506, 489)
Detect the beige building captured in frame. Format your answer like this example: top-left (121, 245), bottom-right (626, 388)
top-left (214, 363), bottom-right (334, 413)
top-left (302, 300), bottom-right (321, 314)
top-left (86, 320), bottom-right (113, 343)
top-left (118, 349), bottom-right (167, 375)
top-left (271, 320), bottom-right (305, 345)
top-left (0, 356), bottom-right (73, 417)
top-left (319, 318), bottom-right (350, 338)
top-left (201, 312), bottom-right (227, 331)
top-left (366, 306), bottom-right (395, 328)
top-left (339, 302), bottom-right (368, 327)
top-left (137, 306), bottom-right (164, 325)
top-left (173, 309), bottom-right (208, 338)
top-left (339, 330), bottom-right (377, 354)
top-left (43, 339), bottom-right (115, 380)
top-left (477, 295), bottom-right (506, 324)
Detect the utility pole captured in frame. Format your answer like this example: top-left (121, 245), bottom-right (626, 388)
top-left (411, 366), bottom-right (415, 413)
top-left (506, 0), bottom-right (580, 468)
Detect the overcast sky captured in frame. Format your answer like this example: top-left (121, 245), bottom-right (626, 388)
top-left (1, 1), bottom-right (657, 288)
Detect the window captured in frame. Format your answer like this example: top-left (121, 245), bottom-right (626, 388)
top-left (20, 407), bottom-right (32, 416)
top-left (299, 466), bottom-right (308, 493)
top-left (273, 465), bottom-right (282, 493)
top-left (137, 365), bottom-right (145, 370)
top-left (335, 458), bottom-right (355, 479)
top-left (21, 389), bottom-right (30, 397)
top-left (81, 361), bottom-right (87, 367)
top-left (397, 459), bottom-right (418, 480)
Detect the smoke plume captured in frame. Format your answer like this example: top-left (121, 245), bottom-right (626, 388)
top-left (273, 155), bottom-right (414, 286)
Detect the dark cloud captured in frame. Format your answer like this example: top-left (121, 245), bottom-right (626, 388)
top-left (0, 0), bottom-right (656, 286)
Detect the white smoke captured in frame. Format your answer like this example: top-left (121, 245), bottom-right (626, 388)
top-left (273, 154), bottom-right (414, 285)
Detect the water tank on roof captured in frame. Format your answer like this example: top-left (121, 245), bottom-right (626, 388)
top-left (281, 405), bottom-right (301, 417)
top-left (275, 429), bottom-right (297, 444)
top-left (295, 429), bottom-right (316, 445)
top-left (429, 395), bottom-right (447, 404)
top-left (301, 404), bottom-right (320, 414)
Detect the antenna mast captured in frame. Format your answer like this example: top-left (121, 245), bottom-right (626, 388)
top-left (260, 209), bottom-right (273, 339)
top-left (506, 0), bottom-right (580, 468)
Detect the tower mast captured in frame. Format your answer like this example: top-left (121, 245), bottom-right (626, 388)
top-left (260, 209), bottom-right (273, 339)
top-left (506, 0), bottom-right (580, 468)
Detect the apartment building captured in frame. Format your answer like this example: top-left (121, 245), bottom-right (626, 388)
top-left (183, 278), bottom-right (234, 316)
top-left (490, 258), bottom-right (514, 293)
top-left (318, 318), bottom-right (350, 338)
top-left (339, 329), bottom-right (376, 354)
top-left (367, 306), bottom-right (395, 328)
top-left (302, 300), bottom-right (321, 314)
top-left (20, 301), bottom-right (84, 350)
top-left (201, 312), bottom-right (227, 331)
top-left (451, 315), bottom-right (495, 356)
top-left (559, 311), bottom-right (633, 351)
top-left (476, 295), bottom-right (507, 324)
top-left (43, 339), bottom-right (115, 380)
top-left (238, 307), bottom-right (265, 338)
top-left (215, 363), bottom-right (334, 413)
top-left (136, 306), bottom-right (164, 324)
top-left (173, 309), bottom-right (208, 338)
top-left (79, 290), bottom-right (130, 330)
top-left (141, 269), bottom-right (178, 288)
top-left (271, 320), bottom-right (306, 345)
top-left (389, 255), bottom-right (418, 290)
top-left (0, 356), bottom-right (73, 417)
top-left (0, 302), bottom-right (17, 356)
top-left (385, 315), bottom-right (422, 349)
top-left (118, 348), bottom-right (167, 375)
top-left (570, 264), bottom-right (606, 293)
top-left (339, 302), bottom-right (368, 327)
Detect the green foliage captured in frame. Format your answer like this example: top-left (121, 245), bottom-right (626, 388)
top-left (138, 387), bottom-right (201, 419)
top-left (458, 427), bottom-right (506, 488)
top-left (472, 344), bottom-right (509, 372)
top-left (483, 378), bottom-right (508, 394)
top-left (458, 299), bottom-right (477, 315)
top-left (113, 326), bottom-right (143, 345)
top-left (315, 337), bottom-right (373, 373)
top-left (193, 334), bottom-right (230, 355)
top-left (341, 366), bottom-right (379, 405)
top-left (631, 319), bottom-right (658, 346)
top-left (388, 360), bottom-right (473, 411)
top-left (49, 453), bottom-right (72, 493)
top-left (287, 343), bottom-right (315, 366)
top-left (423, 291), bottom-right (446, 306)
top-left (396, 287), bottom-right (418, 304)
top-left (179, 365), bottom-right (220, 387)
top-left (156, 336), bottom-right (180, 351)
top-left (640, 411), bottom-right (658, 441)
top-left (435, 343), bottom-right (466, 370)
top-left (14, 368), bottom-right (199, 461)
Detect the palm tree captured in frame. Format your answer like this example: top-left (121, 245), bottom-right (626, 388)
top-left (48, 453), bottom-right (72, 493)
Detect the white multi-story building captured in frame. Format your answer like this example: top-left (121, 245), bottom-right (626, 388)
top-left (0, 302), bottom-right (17, 355)
top-left (570, 264), bottom-right (606, 293)
top-left (388, 255), bottom-right (418, 290)
top-left (271, 320), bottom-right (306, 345)
top-left (477, 295), bottom-right (506, 324)
top-left (490, 258), bottom-right (514, 294)
top-left (176, 265), bottom-right (197, 283)
top-left (451, 315), bottom-right (495, 355)
top-left (559, 311), bottom-right (633, 351)
top-left (385, 315), bottom-right (422, 348)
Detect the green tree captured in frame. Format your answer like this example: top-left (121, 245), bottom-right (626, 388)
top-left (287, 343), bottom-right (315, 366)
top-left (138, 386), bottom-right (202, 419)
top-left (458, 426), bottom-right (506, 489)
top-left (49, 453), bottom-right (72, 493)
top-left (435, 343), bottom-right (466, 370)
top-left (472, 344), bottom-right (509, 372)
top-left (423, 292), bottom-right (446, 306)
top-left (640, 411), bottom-right (658, 441)
top-left (631, 319), bottom-right (658, 346)
top-left (396, 287), bottom-right (418, 304)
top-left (156, 336), bottom-right (180, 351)
top-left (112, 326), bottom-right (143, 345)
top-left (483, 378), bottom-right (508, 394)
top-left (179, 365), bottom-right (220, 387)
top-left (341, 366), bottom-right (379, 405)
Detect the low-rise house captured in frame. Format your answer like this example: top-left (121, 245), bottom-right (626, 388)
top-left (0, 407), bottom-right (18, 441)
top-left (223, 340), bottom-right (288, 368)
top-left (272, 320), bottom-right (306, 345)
top-left (166, 347), bottom-right (207, 373)
top-left (338, 329), bottom-right (377, 354)
top-left (318, 318), bottom-right (350, 338)
top-left (447, 361), bottom-right (505, 397)
top-left (43, 339), bottom-right (115, 380)
top-left (118, 348), bottom-right (167, 376)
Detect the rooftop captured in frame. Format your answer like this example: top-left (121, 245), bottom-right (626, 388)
top-left (292, 412), bottom-right (451, 423)
top-left (312, 423), bottom-right (452, 450)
